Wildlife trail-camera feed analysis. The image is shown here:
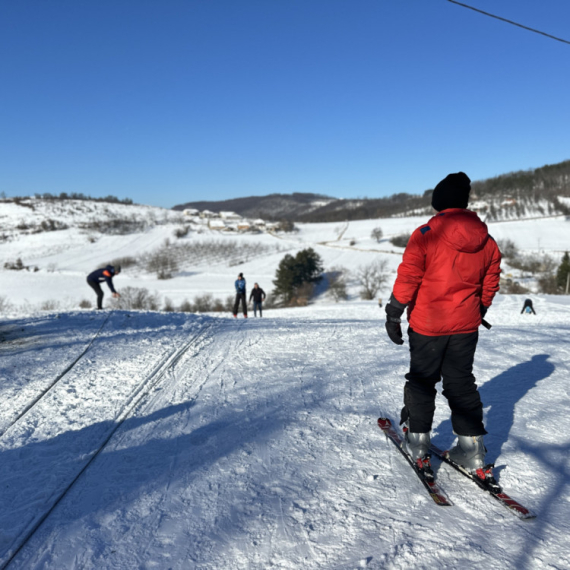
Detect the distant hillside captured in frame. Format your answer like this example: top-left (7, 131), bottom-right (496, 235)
top-left (172, 193), bottom-right (336, 221)
top-left (173, 159), bottom-right (570, 223)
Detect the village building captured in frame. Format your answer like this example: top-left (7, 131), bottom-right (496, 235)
top-left (219, 211), bottom-right (242, 220)
top-left (208, 219), bottom-right (226, 230)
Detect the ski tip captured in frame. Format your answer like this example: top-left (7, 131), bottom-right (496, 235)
top-left (377, 417), bottom-right (392, 429)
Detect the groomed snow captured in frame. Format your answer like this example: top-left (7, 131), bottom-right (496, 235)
top-left (1, 297), bottom-right (570, 569)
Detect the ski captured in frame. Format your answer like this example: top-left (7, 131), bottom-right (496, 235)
top-left (377, 418), bottom-right (452, 506)
top-left (429, 442), bottom-right (536, 520)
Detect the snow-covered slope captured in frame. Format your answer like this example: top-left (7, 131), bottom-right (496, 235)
top-left (2, 198), bottom-right (570, 568)
top-left (2, 196), bottom-right (570, 312)
top-left (1, 299), bottom-right (570, 569)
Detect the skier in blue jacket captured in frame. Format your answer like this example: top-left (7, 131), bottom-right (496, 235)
top-left (232, 273), bottom-right (247, 318)
top-left (87, 265), bottom-right (121, 310)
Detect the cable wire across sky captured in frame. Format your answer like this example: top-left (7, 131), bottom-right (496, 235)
top-left (447, 0), bottom-right (570, 45)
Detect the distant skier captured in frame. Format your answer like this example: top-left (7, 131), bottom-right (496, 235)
top-left (87, 264), bottom-right (121, 310)
top-left (384, 172), bottom-right (501, 479)
top-left (521, 298), bottom-right (536, 315)
top-left (232, 273), bottom-right (247, 318)
top-left (249, 283), bottom-right (266, 317)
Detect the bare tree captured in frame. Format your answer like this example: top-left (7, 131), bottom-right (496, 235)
top-left (145, 247), bottom-right (179, 279)
top-left (356, 259), bottom-right (389, 300)
top-left (327, 266), bottom-right (349, 302)
top-left (371, 227), bottom-right (383, 243)
top-left (115, 287), bottom-right (160, 310)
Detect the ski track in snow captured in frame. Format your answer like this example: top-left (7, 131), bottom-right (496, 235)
top-left (0, 301), bottom-right (569, 569)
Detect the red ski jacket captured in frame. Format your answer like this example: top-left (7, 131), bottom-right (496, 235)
top-left (393, 209), bottom-right (501, 336)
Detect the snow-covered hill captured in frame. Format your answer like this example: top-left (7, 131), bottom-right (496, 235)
top-left (2, 197), bottom-right (570, 568)
top-left (1, 300), bottom-right (570, 568)
top-left (1, 197), bottom-right (570, 313)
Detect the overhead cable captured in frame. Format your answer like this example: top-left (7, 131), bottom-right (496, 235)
top-left (447, 0), bottom-right (570, 46)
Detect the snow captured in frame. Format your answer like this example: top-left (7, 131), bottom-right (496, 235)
top-left (2, 199), bottom-right (570, 567)
top-left (1, 300), bottom-right (570, 568)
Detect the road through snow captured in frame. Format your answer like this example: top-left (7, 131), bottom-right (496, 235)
top-left (1, 300), bottom-right (570, 569)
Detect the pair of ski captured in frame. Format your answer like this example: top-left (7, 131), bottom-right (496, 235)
top-left (377, 417), bottom-right (535, 520)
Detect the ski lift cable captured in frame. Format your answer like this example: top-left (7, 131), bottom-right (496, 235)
top-left (446, 0), bottom-right (570, 46)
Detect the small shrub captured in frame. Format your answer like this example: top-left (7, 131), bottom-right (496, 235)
top-left (390, 234), bottom-right (411, 248)
top-left (537, 275), bottom-right (559, 294)
top-left (111, 256), bottom-right (137, 269)
top-left (349, 239), bottom-right (356, 246)
top-left (163, 297), bottom-right (175, 312)
top-left (115, 287), bottom-right (160, 311)
top-left (291, 282), bottom-right (314, 306)
top-left (496, 238), bottom-right (518, 260)
top-left (179, 299), bottom-right (194, 312)
top-left (278, 220), bottom-right (297, 232)
top-left (79, 218), bottom-right (147, 235)
top-left (509, 253), bottom-right (557, 276)
top-left (173, 226), bottom-right (190, 238)
top-left (327, 266), bottom-right (349, 302)
top-left (41, 300), bottom-right (60, 311)
top-left (79, 299), bottom-right (92, 309)
top-left (4, 258), bottom-right (25, 271)
top-left (193, 294), bottom-right (214, 312)
top-left (37, 219), bottom-right (69, 232)
top-left (145, 247), bottom-right (179, 279)
top-left (0, 296), bottom-right (12, 312)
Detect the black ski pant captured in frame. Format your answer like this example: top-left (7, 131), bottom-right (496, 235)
top-left (400, 328), bottom-right (486, 436)
top-left (87, 279), bottom-right (104, 310)
top-left (233, 293), bottom-right (247, 316)
top-left (253, 301), bottom-right (262, 317)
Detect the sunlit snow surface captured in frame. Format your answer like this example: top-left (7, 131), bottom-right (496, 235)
top-left (1, 299), bottom-right (570, 569)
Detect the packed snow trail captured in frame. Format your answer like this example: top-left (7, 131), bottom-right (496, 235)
top-left (1, 300), bottom-right (570, 568)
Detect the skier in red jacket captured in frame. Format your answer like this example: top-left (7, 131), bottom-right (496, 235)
top-left (385, 172), bottom-right (501, 479)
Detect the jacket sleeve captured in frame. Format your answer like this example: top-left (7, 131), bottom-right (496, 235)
top-left (392, 228), bottom-right (426, 306)
top-left (103, 271), bottom-right (116, 293)
top-left (481, 240), bottom-right (501, 307)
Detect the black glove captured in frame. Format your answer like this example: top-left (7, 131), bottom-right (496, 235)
top-left (480, 304), bottom-right (488, 318)
top-left (385, 294), bottom-right (406, 346)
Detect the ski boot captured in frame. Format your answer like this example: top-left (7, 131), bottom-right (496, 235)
top-left (402, 425), bottom-right (433, 481)
top-left (447, 435), bottom-right (502, 492)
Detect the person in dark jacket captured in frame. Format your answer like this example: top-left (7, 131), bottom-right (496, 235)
top-left (87, 265), bottom-right (121, 310)
top-left (384, 172), bottom-right (501, 481)
top-left (232, 273), bottom-right (247, 318)
top-left (249, 283), bottom-right (266, 317)
top-left (521, 298), bottom-right (536, 315)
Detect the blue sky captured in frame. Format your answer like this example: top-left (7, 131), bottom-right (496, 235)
top-left (1, 1), bottom-right (569, 208)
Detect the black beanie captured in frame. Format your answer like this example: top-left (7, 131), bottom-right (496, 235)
top-left (431, 172), bottom-right (471, 212)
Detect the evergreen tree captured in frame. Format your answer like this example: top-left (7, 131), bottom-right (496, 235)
top-left (556, 251), bottom-right (570, 292)
top-left (273, 248), bottom-right (323, 304)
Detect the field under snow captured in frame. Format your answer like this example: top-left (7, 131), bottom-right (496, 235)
top-left (2, 198), bottom-right (570, 312)
top-left (2, 200), bottom-right (570, 568)
top-left (1, 298), bottom-right (570, 569)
